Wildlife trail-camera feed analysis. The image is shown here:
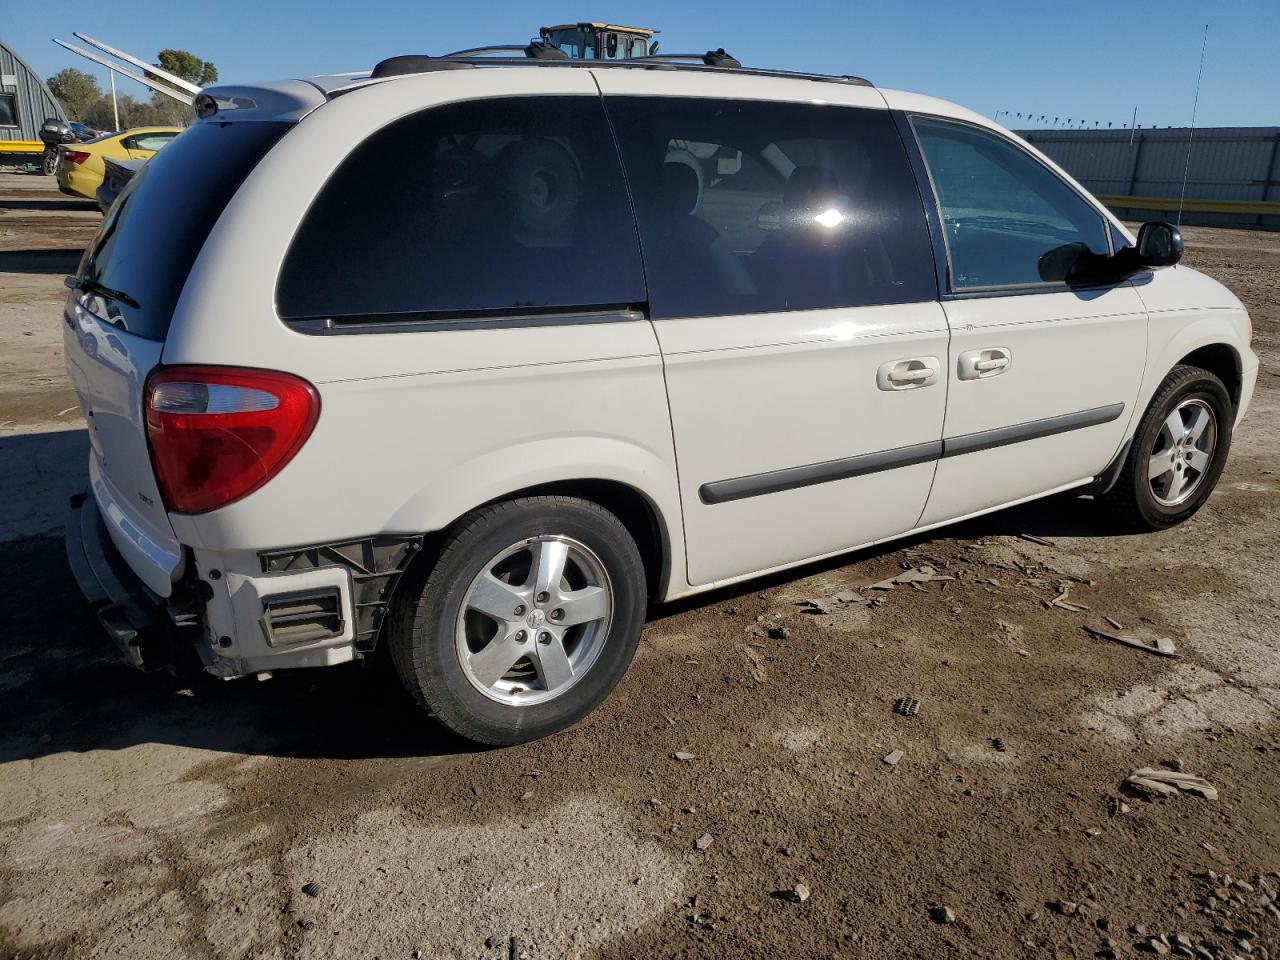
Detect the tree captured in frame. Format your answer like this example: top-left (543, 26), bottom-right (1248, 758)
top-left (153, 49), bottom-right (218, 88)
top-left (46, 68), bottom-right (102, 121)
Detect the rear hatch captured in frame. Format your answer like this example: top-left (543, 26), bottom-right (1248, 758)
top-left (63, 120), bottom-right (290, 596)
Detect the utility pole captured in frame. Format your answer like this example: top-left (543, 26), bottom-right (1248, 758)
top-left (109, 68), bottom-right (119, 130)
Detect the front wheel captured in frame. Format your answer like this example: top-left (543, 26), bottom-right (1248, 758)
top-left (388, 496), bottom-right (647, 745)
top-left (42, 148), bottom-right (58, 176)
top-left (1100, 364), bottom-right (1233, 530)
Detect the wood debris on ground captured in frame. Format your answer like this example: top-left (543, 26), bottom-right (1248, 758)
top-left (1084, 625), bottom-right (1178, 657)
top-left (1123, 767), bottom-right (1218, 800)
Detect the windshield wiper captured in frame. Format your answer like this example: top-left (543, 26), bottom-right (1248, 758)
top-left (64, 275), bottom-right (140, 310)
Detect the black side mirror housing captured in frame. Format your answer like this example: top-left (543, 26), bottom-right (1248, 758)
top-left (1135, 221), bottom-right (1184, 268)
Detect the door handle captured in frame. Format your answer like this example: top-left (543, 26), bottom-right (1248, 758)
top-left (958, 347), bottom-right (1012, 381)
top-left (878, 357), bottom-right (940, 391)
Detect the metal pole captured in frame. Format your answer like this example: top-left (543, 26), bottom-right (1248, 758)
top-left (109, 68), bottom-right (119, 130)
top-left (1128, 106), bottom-right (1137, 144)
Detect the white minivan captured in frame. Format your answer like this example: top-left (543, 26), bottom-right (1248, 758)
top-left (64, 49), bottom-right (1258, 744)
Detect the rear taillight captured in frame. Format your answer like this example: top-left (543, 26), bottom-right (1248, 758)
top-left (64, 150), bottom-right (91, 165)
top-left (144, 366), bottom-right (320, 514)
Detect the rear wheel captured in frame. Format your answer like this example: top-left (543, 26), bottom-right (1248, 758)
top-left (388, 496), bottom-right (647, 745)
top-left (1101, 364), bottom-right (1233, 530)
top-left (42, 148), bottom-right (58, 176)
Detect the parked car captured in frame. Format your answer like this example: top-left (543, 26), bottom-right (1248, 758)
top-left (95, 157), bottom-right (145, 213)
top-left (55, 126), bottom-right (182, 200)
top-left (63, 56), bottom-right (1257, 746)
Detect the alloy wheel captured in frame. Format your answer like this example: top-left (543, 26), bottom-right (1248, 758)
top-left (454, 535), bottom-right (613, 706)
top-left (1148, 398), bottom-right (1217, 507)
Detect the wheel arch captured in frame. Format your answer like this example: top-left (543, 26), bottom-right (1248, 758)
top-left (385, 439), bottom-right (686, 604)
top-left (475, 478), bottom-right (671, 603)
top-left (1177, 342), bottom-right (1242, 409)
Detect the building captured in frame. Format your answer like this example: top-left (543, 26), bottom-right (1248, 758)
top-left (1, 38), bottom-right (68, 164)
top-left (1019, 126), bottom-right (1280, 230)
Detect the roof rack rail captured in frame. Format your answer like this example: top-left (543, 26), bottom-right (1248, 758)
top-left (637, 48), bottom-right (742, 69)
top-left (364, 51), bottom-right (872, 87)
top-left (441, 41), bottom-right (567, 61)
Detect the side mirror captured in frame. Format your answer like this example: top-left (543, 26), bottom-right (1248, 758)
top-left (1136, 221), bottom-right (1183, 268)
top-left (1038, 242), bottom-right (1091, 283)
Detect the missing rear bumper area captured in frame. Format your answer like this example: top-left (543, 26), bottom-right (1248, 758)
top-left (64, 493), bottom-right (196, 671)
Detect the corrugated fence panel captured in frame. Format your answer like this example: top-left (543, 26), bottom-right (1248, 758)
top-left (1019, 126), bottom-right (1280, 229)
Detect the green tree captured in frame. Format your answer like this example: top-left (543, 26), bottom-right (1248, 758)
top-left (46, 68), bottom-right (102, 121)
top-left (153, 49), bottom-right (218, 87)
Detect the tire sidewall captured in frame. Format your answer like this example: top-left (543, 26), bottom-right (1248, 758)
top-left (401, 500), bottom-right (646, 744)
top-left (1129, 372), bottom-right (1232, 528)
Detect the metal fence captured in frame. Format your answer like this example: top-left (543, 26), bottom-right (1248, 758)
top-left (1017, 126), bottom-right (1280, 230)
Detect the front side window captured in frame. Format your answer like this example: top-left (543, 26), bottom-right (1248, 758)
top-left (277, 97), bottom-right (645, 322)
top-left (0, 94), bottom-right (17, 128)
top-left (911, 116), bottom-right (1110, 290)
top-left (606, 97), bottom-right (935, 320)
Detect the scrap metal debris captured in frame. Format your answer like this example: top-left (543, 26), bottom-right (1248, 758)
top-left (868, 566), bottom-right (955, 591)
top-left (882, 750), bottom-right (904, 766)
top-left (1017, 533), bottom-right (1055, 547)
top-left (301, 881), bottom-right (321, 898)
top-left (1123, 767), bottom-right (1218, 801)
top-left (694, 833), bottom-right (714, 851)
top-left (1084, 625), bottom-right (1177, 657)
top-left (1105, 616), bottom-right (1124, 630)
top-left (893, 696), bottom-right (920, 717)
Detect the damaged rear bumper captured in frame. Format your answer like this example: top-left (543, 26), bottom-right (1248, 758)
top-left (65, 492), bottom-right (191, 671)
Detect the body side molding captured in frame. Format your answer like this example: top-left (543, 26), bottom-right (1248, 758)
top-left (941, 402), bottom-right (1125, 458)
top-left (699, 402), bottom-right (1126, 505)
top-left (699, 440), bottom-right (942, 505)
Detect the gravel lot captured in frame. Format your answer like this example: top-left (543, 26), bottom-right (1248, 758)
top-left (1, 170), bottom-right (1278, 960)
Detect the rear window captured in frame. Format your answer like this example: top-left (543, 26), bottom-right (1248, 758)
top-left (80, 121), bottom-right (289, 340)
top-left (276, 96), bottom-right (646, 324)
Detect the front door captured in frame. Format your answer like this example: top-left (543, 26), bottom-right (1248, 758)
top-left (602, 86), bottom-right (947, 586)
top-left (905, 115), bottom-right (1148, 526)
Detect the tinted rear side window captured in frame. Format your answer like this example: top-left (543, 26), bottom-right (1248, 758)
top-left (605, 97), bottom-right (936, 319)
top-left (277, 97), bottom-right (646, 323)
top-left (82, 121), bottom-right (289, 341)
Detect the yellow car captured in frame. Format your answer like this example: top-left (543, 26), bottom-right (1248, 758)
top-left (56, 126), bottom-right (183, 200)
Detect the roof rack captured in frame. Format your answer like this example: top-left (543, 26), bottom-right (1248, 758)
top-left (365, 49), bottom-right (871, 87)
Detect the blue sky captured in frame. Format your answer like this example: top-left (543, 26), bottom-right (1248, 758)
top-left (8, 0), bottom-right (1279, 128)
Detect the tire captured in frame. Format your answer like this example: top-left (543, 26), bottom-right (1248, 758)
top-left (1101, 364), bottom-right (1233, 530)
top-left (388, 496), bottom-right (647, 745)
top-left (42, 149), bottom-right (58, 176)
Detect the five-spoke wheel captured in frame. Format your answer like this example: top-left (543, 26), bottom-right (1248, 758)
top-left (1147, 398), bottom-right (1217, 507)
top-left (456, 536), bottom-right (613, 706)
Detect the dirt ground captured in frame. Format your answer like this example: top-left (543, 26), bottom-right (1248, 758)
top-left (1, 170), bottom-right (1278, 960)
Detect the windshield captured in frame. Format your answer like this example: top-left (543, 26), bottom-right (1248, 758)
top-left (79, 121), bottom-right (289, 340)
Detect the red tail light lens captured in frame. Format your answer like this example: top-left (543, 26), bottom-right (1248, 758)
top-left (144, 366), bottom-right (320, 514)
top-left (65, 150), bottom-right (91, 165)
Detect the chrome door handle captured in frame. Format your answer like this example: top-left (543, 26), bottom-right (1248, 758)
top-left (878, 357), bottom-right (940, 391)
top-left (958, 347), bottom-right (1012, 380)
